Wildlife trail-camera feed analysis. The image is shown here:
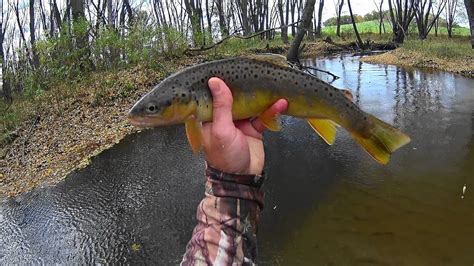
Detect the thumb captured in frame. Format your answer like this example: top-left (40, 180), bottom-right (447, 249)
top-left (208, 77), bottom-right (234, 128)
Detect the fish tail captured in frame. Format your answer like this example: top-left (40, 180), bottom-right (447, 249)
top-left (351, 114), bottom-right (411, 164)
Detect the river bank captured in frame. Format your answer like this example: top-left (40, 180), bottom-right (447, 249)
top-left (362, 39), bottom-right (474, 78)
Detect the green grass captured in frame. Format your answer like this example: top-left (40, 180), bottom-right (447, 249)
top-left (323, 20), bottom-right (470, 37)
top-left (403, 38), bottom-right (474, 59)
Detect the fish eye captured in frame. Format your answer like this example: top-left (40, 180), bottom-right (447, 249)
top-left (148, 104), bottom-right (158, 113)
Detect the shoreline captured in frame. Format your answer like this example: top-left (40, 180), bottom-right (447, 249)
top-left (361, 47), bottom-right (474, 79)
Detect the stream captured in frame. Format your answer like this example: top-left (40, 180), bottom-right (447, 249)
top-left (1, 54), bottom-right (473, 264)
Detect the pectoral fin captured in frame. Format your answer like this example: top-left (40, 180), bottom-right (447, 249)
top-left (185, 116), bottom-right (203, 153)
top-left (306, 118), bottom-right (337, 145)
top-left (258, 112), bottom-right (282, 131)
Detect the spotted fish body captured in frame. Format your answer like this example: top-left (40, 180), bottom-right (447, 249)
top-left (129, 54), bottom-right (410, 164)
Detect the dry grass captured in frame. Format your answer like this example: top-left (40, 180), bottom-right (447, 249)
top-left (362, 39), bottom-right (474, 77)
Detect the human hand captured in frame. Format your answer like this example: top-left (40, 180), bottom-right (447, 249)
top-left (202, 78), bottom-right (288, 175)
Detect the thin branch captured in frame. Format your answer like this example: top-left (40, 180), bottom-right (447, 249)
top-left (185, 20), bottom-right (302, 52)
top-left (299, 64), bottom-right (340, 83)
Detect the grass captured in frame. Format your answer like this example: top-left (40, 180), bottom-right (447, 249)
top-left (403, 37), bottom-right (474, 59)
top-left (323, 20), bottom-right (470, 37)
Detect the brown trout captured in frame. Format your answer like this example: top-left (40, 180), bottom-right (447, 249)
top-left (128, 54), bottom-right (410, 164)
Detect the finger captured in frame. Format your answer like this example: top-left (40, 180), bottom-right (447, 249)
top-left (251, 99), bottom-right (288, 133)
top-left (208, 77), bottom-right (234, 129)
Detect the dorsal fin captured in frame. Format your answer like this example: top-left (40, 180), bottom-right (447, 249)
top-left (243, 53), bottom-right (290, 68)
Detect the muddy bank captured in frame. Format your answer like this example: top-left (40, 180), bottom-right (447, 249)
top-left (362, 48), bottom-right (474, 78)
top-left (0, 59), bottom-right (202, 197)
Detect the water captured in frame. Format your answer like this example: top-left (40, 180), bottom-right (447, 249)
top-left (1, 55), bottom-right (473, 264)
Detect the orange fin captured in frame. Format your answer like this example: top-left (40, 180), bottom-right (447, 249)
top-left (258, 111), bottom-right (282, 131)
top-left (185, 116), bottom-right (203, 153)
top-left (351, 114), bottom-right (411, 164)
top-left (306, 118), bottom-right (337, 145)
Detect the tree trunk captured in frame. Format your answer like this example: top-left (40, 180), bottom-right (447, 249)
top-left (465, 0), bottom-right (474, 48)
top-left (287, 0), bottom-right (317, 63)
top-left (237, 0), bottom-right (251, 35)
top-left (29, 0), bottom-right (39, 69)
top-left (388, 0), bottom-right (416, 44)
top-left (0, 5), bottom-right (12, 102)
top-left (52, 0), bottom-right (62, 31)
top-left (378, 0), bottom-right (384, 35)
top-left (336, 0), bottom-right (344, 37)
top-left (290, 0), bottom-right (296, 36)
top-left (205, 0), bottom-right (213, 39)
top-left (277, 0), bottom-right (289, 43)
top-left (316, 0), bottom-right (324, 36)
top-left (123, 0), bottom-right (134, 25)
top-left (184, 0), bottom-right (204, 46)
top-left (347, 0), bottom-right (364, 48)
top-left (215, 0), bottom-right (228, 37)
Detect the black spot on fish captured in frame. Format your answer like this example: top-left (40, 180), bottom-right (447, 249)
top-left (267, 70), bottom-right (270, 74)
top-left (329, 93), bottom-right (333, 97)
top-left (181, 93), bottom-right (186, 97)
top-left (201, 79), bottom-right (205, 84)
top-left (324, 87), bottom-right (328, 91)
top-left (364, 117), bottom-right (367, 120)
top-left (254, 74), bottom-right (258, 78)
top-left (295, 81), bottom-right (298, 85)
top-left (236, 75), bottom-right (239, 79)
top-left (314, 89), bottom-right (318, 93)
top-left (346, 103), bottom-right (350, 107)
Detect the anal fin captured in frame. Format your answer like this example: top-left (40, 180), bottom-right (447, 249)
top-left (185, 116), bottom-right (203, 153)
top-left (306, 118), bottom-right (337, 145)
top-left (258, 111), bottom-right (282, 131)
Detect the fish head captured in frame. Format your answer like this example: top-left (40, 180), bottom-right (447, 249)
top-left (128, 79), bottom-right (196, 128)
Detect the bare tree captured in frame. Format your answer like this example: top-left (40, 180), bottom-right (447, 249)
top-left (184, 0), bottom-right (204, 46)
top-left (387, 0), bottom-right (417, 43)
top-left (445, 0), bottom-right (457, 37)
top-left (236, 0), bottom-right (251, 34)
top-left (29, 0), bottom-right (39, 69)
top-left (315, 0), bottom-right (324, 36)
top-left (348, 0), bottom-right (364, 47)
top-left (374, 0), bottom-right (385, 34)
top-left (466, 0), bottom-right (474, 48)
top-left (277, 0), bottom-right (289, 43)
top-left (335, 0), bottom-right (344, 37)
top-left (1, 0), bottom-right (12, 101)
top-left (414, 0), bottom-right (447, 39)
top-left (287, 0), bottom-right (316, 62)
top-left (215, 0), bottom-right (228, 37)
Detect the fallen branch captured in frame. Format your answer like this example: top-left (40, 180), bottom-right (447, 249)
top-left (299, 64), bottom-right (340, 83)
top-left (185, 21), bottom-right (301, 53)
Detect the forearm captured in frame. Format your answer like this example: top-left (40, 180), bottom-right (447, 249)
top-left (181, 164), bottom-right (265, 265)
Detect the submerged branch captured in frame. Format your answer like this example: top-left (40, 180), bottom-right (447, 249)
top-left (299, 64), bottom-right (340, 83)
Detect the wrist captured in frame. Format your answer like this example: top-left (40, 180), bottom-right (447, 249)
top-left (205, 163), bottom-right (266, 209)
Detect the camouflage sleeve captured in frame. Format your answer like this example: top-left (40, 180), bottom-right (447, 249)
top-left (181, 164), bottom-right (266, 266)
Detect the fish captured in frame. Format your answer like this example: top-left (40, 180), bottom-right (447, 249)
top-left (128, 54), bottom-right (410, 164)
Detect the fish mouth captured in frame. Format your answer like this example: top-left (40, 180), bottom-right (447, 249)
top-left (127, 113), bottom-right (162, 128)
